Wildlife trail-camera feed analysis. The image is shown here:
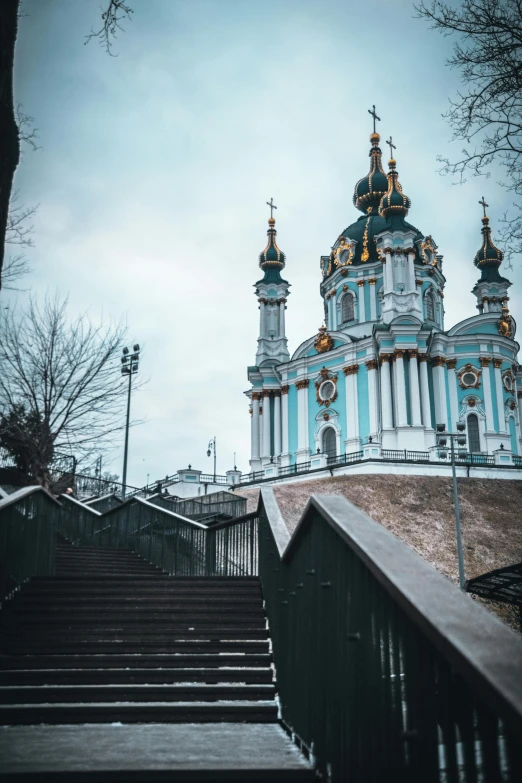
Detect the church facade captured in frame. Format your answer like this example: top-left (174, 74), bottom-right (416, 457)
top-left (246, 130), bottom-right (520, 473)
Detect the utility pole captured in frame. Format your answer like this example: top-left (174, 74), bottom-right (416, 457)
top-left (121, 344), bottom-right (140, 498)
top-left (436, 422), bottom-right (468, 590)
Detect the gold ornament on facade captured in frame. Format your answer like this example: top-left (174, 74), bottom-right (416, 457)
top-left (416, 279), bottom-right (423, 287)
top-left (479, 357), bottom-right (491, 367)
top-left (393, 349), bottom-right (405, 360)
top-left (314, 326), bottom-right (334, 354)
top-left (509, 399), bottom-right (517, 411)
top-left (342, 364), bottom-right (359, 376)
top-left (333, 237), bottom-right (354, 267)
top-left (323, 412), bottom-right (330, 421)
top-left (366, 359), bottom-right (378, 371)
top-left (340, 268), bottom-right (348, 277)
top-left (295, 378), bottom-right (310, 390)
top-left (408, 350), bottom-right (419, 360)
top-left (315, 369), bottom-right (338, 407)
top-left (446, 359), bottom-right (457, 370)
top-left (262, 389), bottom-right (271, 398)
top-left (468, 398), bottom-right (476, 407)
top-left (431, 356), bottom-right (446, 367)
top-left (420, 236), bottom-right (438, 266)
top-left (368, 278), bottom-right (377, 285)
top-left (281, 385), bottom-right (290, 395)
top-left (380, 353), bottom-right (393, 363)
top-left (517, 390), bottom-right (522, 400)
top-left (498, 306), bottom-right (513, 338)
top-left (251, 392), bottom-right (262, 401)
top-left (493, 358), bottom-right (503, 369)
top-left (418, 353), bottom-right (428, 362)
top-left (357, 279), bottom-right (365, 287)
top-left (361, 217), bottom-right (371, 262)
top-left (342, 284), bottom-right (348, 292)
top-left (458, 364), bottom-right (481, 389)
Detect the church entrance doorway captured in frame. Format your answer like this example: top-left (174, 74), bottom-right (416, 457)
top-left (322, 427), bottom-right (336, 458)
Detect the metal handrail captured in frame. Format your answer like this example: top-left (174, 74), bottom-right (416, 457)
top-left (258, 486), bottom-right (522, 782)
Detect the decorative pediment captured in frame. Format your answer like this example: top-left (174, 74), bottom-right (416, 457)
top-left (314, 326), bottom-right (334, 354)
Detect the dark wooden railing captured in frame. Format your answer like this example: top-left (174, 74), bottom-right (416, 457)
top-left (2, 485), bottom-right (522, 781)
top-left (258, 487), bottom-right (522, 782)
top-left (0, 487), bottom-right (59, 601)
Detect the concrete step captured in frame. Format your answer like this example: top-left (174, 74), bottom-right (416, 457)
top-left (0, 652), bottom-right (272, 670)
top-left (2, 612), bottom-right (266, 626)
top-left (0, 667), bottom-right (274, 686)
top-left (2, 627), bottom-right (269, 640)
top-left (0, 683), bottom-right (276, 704)
top-left (0, 722), bottom-right (316, 780)
top-left (0, 700), bottom-right (279, 725)
top-left (1, 640), bottom-right (271, 655)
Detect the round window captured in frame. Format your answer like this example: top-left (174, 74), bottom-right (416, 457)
top-left (319, 380), bottom-right (335, 401)
top-left (462, 372), bottom-right (477, 387)
top-left (503, 376), bottom-right (513, 391)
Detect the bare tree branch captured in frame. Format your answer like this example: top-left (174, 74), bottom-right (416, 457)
top-left (85, 1), bottom-right (134, 56)
top-left (416, 0), bottom-right (522, 261)
top-left (1, 254), bottom-right (31, 291)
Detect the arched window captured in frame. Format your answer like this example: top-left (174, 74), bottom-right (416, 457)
top-left (467, 414), bottom-right (481, 453)
top-left (425, 289), bottom-right (435, 322)
top-left (341, 293), bottom-right (355, 323)
top-left (322, 427), bottom-right (336, 457)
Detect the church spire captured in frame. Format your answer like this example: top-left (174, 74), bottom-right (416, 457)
top-left (473, 197), bottom-right (505, 281)
top-left (353, 106), bottom-right (388, 215)
top-left (258, 198), bottom-right (286, 282)
top-left (379, 138), bottom-right (411, 224)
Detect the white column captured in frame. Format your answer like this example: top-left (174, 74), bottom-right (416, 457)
top-left (357, 281), bottom-right (366, 322)
top-left (483, 299), bottom-right (489, 313)
top-left (517, 390), bottom-right (522, 444)
top-left (344, 365), bottom-right (359, 446)
top-left (446, 360), bottom-right (460, 430)
top-left (394, 351), bottom-right (408, 426)
top-left (480, 358), bottom-right (495, 432)
top-left (281, 387), bottom-right (289, 455)
top-left (385, 252), bottom-right (393, 291)
top-left (369, 279), bottom-right (377, 321)
top-left (407, 251), bottom-right (416, 292)
top-left (259, 406), bottom-right (263, 457)
top-left (262, 392), bottom-right (271, 459)
top-left (493, 359), bottom-right (507, 432)
top-left (251, 395), bottom-right (260, 460)
top-left (432, 358), bottom-right (448, 429)
top-left (408, 351), bottom-right (422, 426)
top-left (296, 379), bottom-right (310, 457)
top-left (279, 300), bottom-right (286, 337)
top-left (259, 299), bottom-right (267, 337)
top-left (380, 355), bottom-right (394, 429)
top-left (273, 392), bottom-right (282, 456)
top-left (419, 355), bottom-right (432, 428)
top-left (366, 359), bottom-right (379, 437)
top-left (331, 291), bottom-right (337, 330)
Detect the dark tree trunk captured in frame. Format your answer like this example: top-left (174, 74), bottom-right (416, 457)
top-left (0, 0), bottom-right (21, 289)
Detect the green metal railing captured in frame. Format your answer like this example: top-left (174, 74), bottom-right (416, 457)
top-left (258, 488), bottom-right (522, 783)
top-left (0, 488), bottom-right (58, 601)
top-left (58, 496), bottom-right (258, 577)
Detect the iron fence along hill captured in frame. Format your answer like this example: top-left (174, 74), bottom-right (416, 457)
top-left (0, 486), bottom-right (521, 781)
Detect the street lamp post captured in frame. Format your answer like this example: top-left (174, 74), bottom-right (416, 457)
top-left (207, 437), bottom-right (217, 483)
top-left (436, 421), bottom-right (468, 590)
top-left (121, 344), bottom-right (140, 499)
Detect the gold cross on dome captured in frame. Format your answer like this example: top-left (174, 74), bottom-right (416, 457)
top-left (479, 196), bottom-right (489, 217)
top-left (386, 136), bottom-right (396, 158)
top-left (266, 198), bottom-right (277, 219)
top-left (368, 104), bottom-right (380, 133)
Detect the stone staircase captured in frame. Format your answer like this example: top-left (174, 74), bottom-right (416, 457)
top-left (0, 540), bottom-right (314, 780)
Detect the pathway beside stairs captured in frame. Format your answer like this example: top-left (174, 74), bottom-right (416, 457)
top-left (0, 539), bottom-right (314, 781)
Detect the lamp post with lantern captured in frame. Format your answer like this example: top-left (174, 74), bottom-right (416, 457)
top-left (121, 344), bottom-right (140, 498)
top-left (436, 421), bottom-right (468, 590)
top-left (207, 437), bottom-right (217, 484)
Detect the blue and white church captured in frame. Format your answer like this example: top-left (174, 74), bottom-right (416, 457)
top-left (246, 127), bottom-right (521, 473)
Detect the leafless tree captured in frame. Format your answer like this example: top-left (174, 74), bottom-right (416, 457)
top-left (0, 296), bottom-right (135, 487)
top-left (0, 1), bottom-right (133, 288)
top-left (85, 0), bottom-right (134, 55)
top-left (416, 0), bottom-right (522, 263)
top-left (1, 191), bottom-right (37, 290)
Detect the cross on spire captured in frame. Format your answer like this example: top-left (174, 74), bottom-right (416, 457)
top-left (386, 136), bottom-right (396, 159)
top-left (368, 104), bottom-right (381, 133)
top-left (479, 196), bottom-right (489, 218)
top-left (266, 198), bottom-right (277, 219)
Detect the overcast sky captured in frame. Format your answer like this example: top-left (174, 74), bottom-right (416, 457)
top-left (7, 0), bottom-right (521, 487)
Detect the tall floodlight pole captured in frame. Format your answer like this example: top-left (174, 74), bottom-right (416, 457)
top-left (207, 437), bottom-right (217, 483)
top-left (121, 344), bottom-right (140, 498)
top-left (436, 422), bottom-right (468, 590)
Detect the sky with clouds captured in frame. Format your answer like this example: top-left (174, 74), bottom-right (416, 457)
top-left (7, 0), bottom-right (521, 487)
